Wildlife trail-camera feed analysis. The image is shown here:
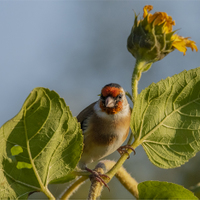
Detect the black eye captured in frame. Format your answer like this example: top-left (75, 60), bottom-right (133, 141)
top-left (118, 94), bottom-right (123, 100)
top-left (100, 94), bottom-right (106, 103)
top-left (101, 94), bottom-right (105, 99)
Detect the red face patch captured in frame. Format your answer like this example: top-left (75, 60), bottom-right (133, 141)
top-left (101, 86), bottom-right (122, 98)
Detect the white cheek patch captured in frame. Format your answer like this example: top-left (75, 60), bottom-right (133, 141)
top-left (94, 101), bottom-right (110, 119)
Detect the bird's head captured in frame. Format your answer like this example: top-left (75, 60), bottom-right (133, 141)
top-left (99, 83), bottom-right (128, 115)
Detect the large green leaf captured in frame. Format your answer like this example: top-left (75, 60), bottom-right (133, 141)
top-left (0, 87), bottom-right (83, 199)
top-left (138, 181), bottom-right (198, 199)
top-left (131, 67), bottom-right (200, 168)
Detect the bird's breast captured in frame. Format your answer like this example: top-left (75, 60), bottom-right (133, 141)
top-left (80, 110), bottom-right (130, 166)
top-left (88, 113), bottom-right (129, 146)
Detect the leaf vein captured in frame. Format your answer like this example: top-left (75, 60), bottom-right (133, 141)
top-left (177, 110), bottom-right (200, 118)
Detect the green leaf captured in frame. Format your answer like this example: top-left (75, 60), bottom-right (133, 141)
top-left (0, 87), bottom-right (83, 199)
top-left (131, 67), bottom-right (200, 168)
top-left (138, 181), bottom-right (198, 199)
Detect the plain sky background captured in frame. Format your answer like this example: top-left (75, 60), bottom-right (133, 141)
top-left (1, 1), bottom-right (200, 199)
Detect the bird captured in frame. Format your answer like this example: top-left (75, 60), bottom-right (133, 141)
top-left (77, 83), bottom-right (133, 188)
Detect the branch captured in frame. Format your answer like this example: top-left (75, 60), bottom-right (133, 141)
top-left (88, 160), bottom-right (139, 199)
top-left (87, 163), bottom-right (105, 200)
top-left (115, 163), bottom-right (138, 198)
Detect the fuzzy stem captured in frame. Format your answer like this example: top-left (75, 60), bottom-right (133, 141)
top-left (128, 59), bottom-right (146, 147)
top-left (131, 67), bottom-right (139, 104)
top-left (115, 163), bottom-right (139, 198)
top-left (88, 160), bottom-right (139, 199)
top-left (87, 161), bottom-right (109, 200)
top-left (131, 59), bottom-right (147, 104)
top-left (88, 176), bottom-right (104, 200)
top-left (60, 176), bottom-right (88, 200)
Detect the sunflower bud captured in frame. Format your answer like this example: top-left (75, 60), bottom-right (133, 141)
top-left (127, 12), bottom-right (174, 63)
top-left (127, 5), bottom-right (198, 64)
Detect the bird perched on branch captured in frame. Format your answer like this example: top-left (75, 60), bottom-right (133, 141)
top-left (77, 83), bottom-right (133, 189)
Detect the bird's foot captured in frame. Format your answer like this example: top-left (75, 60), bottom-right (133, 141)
top-left (85, 167), bottom-right (110, 191)
top-left (117, 144), bottom-right (136, 159)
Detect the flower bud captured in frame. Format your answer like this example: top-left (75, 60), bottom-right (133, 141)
top-left (127, 13), bottom-right (174, 63)
top-left (127, 5), bottom-right (198, 64)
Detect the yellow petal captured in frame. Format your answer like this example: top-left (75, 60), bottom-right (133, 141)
top-left (185, 39), bottom-right (198, 52)
top-left (172, 34), bottom-right (198, 55)
top-left (172, 42), bottom-right (187, 55)
top-left (143, 5), bottom-right (153, 18)
top-left (143, 5), bottom-right (175, 33)
top-left (138, 5), bottom-right (198, 56)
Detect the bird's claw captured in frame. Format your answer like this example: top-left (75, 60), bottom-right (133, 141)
top-left (117, 144), bottom-right (136, 159)
top-left (85, 167), bottom-right (110, 191)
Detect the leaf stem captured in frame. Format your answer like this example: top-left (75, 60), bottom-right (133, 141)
top-left (23, 108), bottom-right (55, 200)
top-left (44, 187), bottom-right (56, 200)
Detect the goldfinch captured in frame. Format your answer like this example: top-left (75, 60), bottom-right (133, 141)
top-left (77, 83), bottom-right (132, 187)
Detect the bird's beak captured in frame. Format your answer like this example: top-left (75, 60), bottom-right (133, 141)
top-left (105, 96), bottom-right (115, 108)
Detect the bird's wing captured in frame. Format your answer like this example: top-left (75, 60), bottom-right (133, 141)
top-left (77, 101), bottom-right (97, 131)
